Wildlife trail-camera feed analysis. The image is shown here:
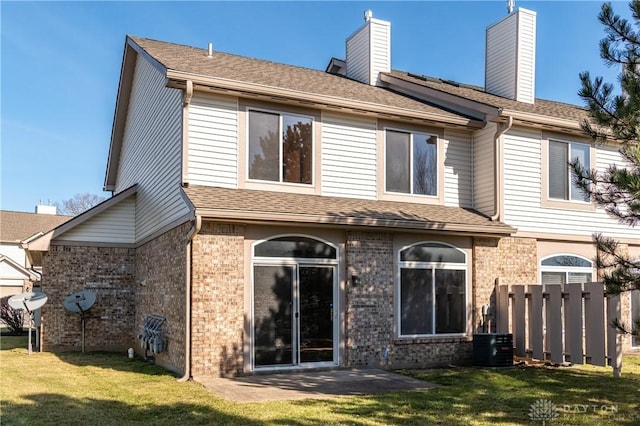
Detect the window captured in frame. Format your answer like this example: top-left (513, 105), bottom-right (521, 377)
top-left (540, 255), bottom-right (593, 286)
top-left (632, 290), bottom-right (640, 348)
top-left (385, 129), bottom-right (437, 196)
top-left (248, 110), bottom-right (313, 184)
top-left (398, 242), bottom-right (466, 336)
top-left (254, 236), bottom-right (336, 259)
top-left (548, 140), bottom-right (590, 202)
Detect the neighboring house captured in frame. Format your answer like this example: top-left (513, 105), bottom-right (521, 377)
top-left (0, 207), bottom-right (71, 299)
top-left (26, 7), bottom-right (640, 379)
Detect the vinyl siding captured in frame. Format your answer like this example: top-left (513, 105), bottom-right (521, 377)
top-left (0, 245), bottom-right (25, 265)
top-left (485, 13), bottom-right (517, 100)
top-left (346, 24), bottom-right (370, 84)
top-left (473, 123), bottom-right (496, 216)
top-left (443, 129), bottom-right (472, 208)
top-left (515, 10), bottom-right (536, 104)
top-left (115, 56), bottom-right (189, 241)
top-left (55, 196), bottom-right (136, 244)
top-left (502, 128), bottom-right (640, 239)
top-left (370, 19), bottom-right (391, 85)
top-left (187, 94), bottom-right (238, 188)
top-left (321, 113), bottom-right (377, 199)
top-left (0, 262), bottom-right (29, 280)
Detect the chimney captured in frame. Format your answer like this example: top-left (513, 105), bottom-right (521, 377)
top-left (35, 199), bottom-right (57, 215)
top-left (345, 10), bottom-right (391, 86)
top-left (485, 8), bottom-right (537, 104)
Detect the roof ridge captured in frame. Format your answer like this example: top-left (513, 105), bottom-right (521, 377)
top-left (129, 35), bottom-right (350, 81)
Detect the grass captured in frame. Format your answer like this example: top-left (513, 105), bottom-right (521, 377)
top-left (1, 332), bottom-right (639, 425)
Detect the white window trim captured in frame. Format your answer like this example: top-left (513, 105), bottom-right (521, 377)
top-left (631, 290), bottom-right (640, 349)
top-left (547, 138), bottom-right (591, 204)
top-left (539, 253), bottom-right (594, 285)
top-left (250, 234), bottom-right (339, 371)
top-left (245, 107), bottom-right (315, 186)
top-left (396, 241), bottom-right (468, 338)
top-left (383, 127), bottom-right (439, 198)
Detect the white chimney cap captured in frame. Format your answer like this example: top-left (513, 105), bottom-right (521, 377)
top-left (364, 10), bottom-right (373, 21)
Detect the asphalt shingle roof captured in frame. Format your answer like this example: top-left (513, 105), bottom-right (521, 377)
top-left (0, 211), bottom-right (72, 243)
top-left (183, 185), bottom-right (514, 235)
top-left (129, 36), bottom-right (473, 123)
top-left (386, 71), bottom-right (590, 123)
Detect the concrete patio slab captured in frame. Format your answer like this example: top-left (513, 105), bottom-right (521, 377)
top-left (195, 368), bottom-right (439, 402)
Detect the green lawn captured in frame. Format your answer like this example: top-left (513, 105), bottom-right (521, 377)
top-left (1, 333), bottom-right (639, 425)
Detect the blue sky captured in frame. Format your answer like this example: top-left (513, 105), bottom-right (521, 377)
top-left (0, 1), bottom-right (629, 213)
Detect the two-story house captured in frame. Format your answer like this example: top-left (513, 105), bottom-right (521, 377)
top-left (26, 7), bottom-right (639, 379)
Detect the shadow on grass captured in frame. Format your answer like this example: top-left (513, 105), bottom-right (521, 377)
top-left (286, 363), bottom-right (640, 425)
top-left (51, 351), bottom-right (177, 376)
top-left (2, 393), bottom-right (262, 426)
top-left (0, 334), bottom-right (28, 351)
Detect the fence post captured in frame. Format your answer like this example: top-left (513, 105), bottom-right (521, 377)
top-left (512, 285), bottom-right (526, 357)
top-left (565, 283), bottom-right (584, 365)
top-left (546, 285), bottom-right (563, 364)
top-left (529, 285), bottom-right (544, 360)
top-left (584, 282), bottom-right (606, 366)
top-left (606, 292), bottom-right (622, 378)
top-left (496, 278), bottom-right (509, 334)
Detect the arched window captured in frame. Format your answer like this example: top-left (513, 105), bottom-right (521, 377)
top-left (540, 254), bottom-right (593, 286)
top-left (254, 236), bottom-right (336, 259)
top-left (398, 242), bottom-right (467, 336)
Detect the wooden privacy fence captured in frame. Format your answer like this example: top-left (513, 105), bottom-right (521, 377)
top-left (495, 279), bottom-right (623, 377)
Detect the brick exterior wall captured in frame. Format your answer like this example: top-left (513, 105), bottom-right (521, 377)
top-left (41, 245), bottom-right (136, 351)
top-left (191, 222), bottom-right (245, 378)
top-left (472, 237), bottom-right (538, 333)
top-left (345, 231), bottom-right (472, 369)
top-left (135, 222), bottom-right (190, 375)
top-left (345, 231), bottom-right (394, 367)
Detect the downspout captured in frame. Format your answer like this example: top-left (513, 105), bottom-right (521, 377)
top-left (490, 116), bottom-right (513, 221)
top-left (177, 79), bottom-right (196, 383)
top-left (177, 213), bottom-right (201, 382)
top-left (181, 80), bottom-right (194, 187)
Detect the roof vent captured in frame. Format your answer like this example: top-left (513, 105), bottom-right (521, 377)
top-left (507, 0), bottom-right (515, 13)
top-left (207, 42), bottom-right (213, 58)
top-left (364, 9), bottom-right (373, 22)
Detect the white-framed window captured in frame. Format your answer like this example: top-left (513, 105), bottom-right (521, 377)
top-left (385, 129), bottom-right (438, 196)
top-left (397, 242), bottom-right (467, 336)
top-left (540, 254), bottom-right (593, 286)
top-left (631, 290), bottom-right (640, 348)
top-left (548, 139), bottom-right (590, 202)
top-left (247, 109), bottom-right (313, 185)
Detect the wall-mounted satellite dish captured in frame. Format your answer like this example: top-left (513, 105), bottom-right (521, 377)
top-left (63, 290), bottom-right (96, 353)
top-left (63, 291), bottom-right (96, 313)
top-left (8, 291), bottom-right (48, 355)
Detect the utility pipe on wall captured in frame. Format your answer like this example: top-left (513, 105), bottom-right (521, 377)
top-left (177, 214), bottom-right (201, 382)
top-left (491, 116), bottom-right (513, 222)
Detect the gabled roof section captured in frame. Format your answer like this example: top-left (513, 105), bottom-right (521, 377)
top-left (25, 185), bottom-right (138, 252)
top-left (132, 36), bottom-right (480, 125)
top-left (105, 36), bottom-right (483, 191)
top-left (0, 211), bottom-right (71, 243)
top-left (183, 185), bottom-right (515, 237)
top-left (0, 255), bottom-right (40, 281)
top-left (381, 71), bottom-right (590, 133)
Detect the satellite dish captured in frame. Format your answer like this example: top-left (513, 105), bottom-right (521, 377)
top-left (8, 291), bottom-right (48, 312)
top-left (63, 290), bottom-right (97, 353)
top-left (7, 291), bottom-right (48, 355)
top-left (63, 290), bottom-right (96, 313)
